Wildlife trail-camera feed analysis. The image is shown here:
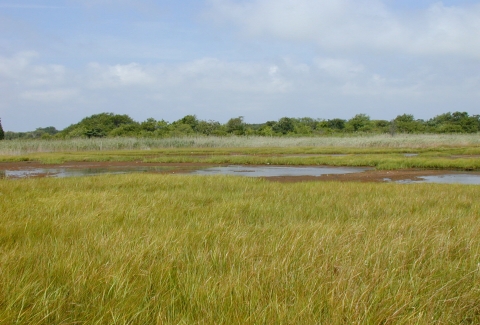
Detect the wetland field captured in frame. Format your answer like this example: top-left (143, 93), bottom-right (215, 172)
top-left (1, 135), bottom-right (480, 324)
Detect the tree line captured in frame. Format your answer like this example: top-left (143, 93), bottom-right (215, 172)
top-left (3, 111), bottom-right (480, 140)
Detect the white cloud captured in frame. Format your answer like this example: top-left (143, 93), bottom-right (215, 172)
top-left (0, 51), bottom-right (38, 78)
top-left (315, 58), bottom-right (365, 80)
top-left (21, 88), bottom-right (79, 102)
top-left (172, 58), bottom-right (291, 92)
top-left (207, 0), bottom-right (480, 58)
top-left (2, 50), bottom-right (480, 131)
top-left (0, 52), bottom-right (67, 87)
top-left (87, 62), bottom-right (155, 88)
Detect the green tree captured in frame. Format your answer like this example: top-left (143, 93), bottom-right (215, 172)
top-left (109, 124), bottom-right (141, 137)
top-left (0, 118), bottom-right (4, 140)
top-left (273, 117), bottom-right (295, 134)
top-left (392, 114), bottom-right (424, 133)
top-left (32, 126), bottom-right (59, 138)
top-left (293, 124), bottom-right (312, 135)
top-left (170, 123), bottom-right (194, 136)
top-left (179, 115), bottom-right (199, 130)
top-left (427, 112), bottom-right (478, 133)
top-left (140, 118), bottom-right (157, 132)
top-left (346, 114), bottom-right (372, 132)
top-left (296, 117), bottom-right (318, 130)
top-left (59, 113), bottom-right (138, 138)
top-left (226, 116), bottom-right (245, 135)
top-left (196, 120), bottom-right (223, 135)
top-left (153, 120), bottom-right (171, 137)
top-left (326, 118), bottom-right (346, 130)
top-left (370, 120), bottom-right (390, 133)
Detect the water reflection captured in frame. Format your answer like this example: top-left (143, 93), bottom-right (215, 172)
top-left (1, 166), bottom-right (175, 179)
top-left (395, 174), bottom-right (480, 185)
top-left (1, 165), bottom-right (480, 185)
top-left (191, 165), bottom-right (371, 177)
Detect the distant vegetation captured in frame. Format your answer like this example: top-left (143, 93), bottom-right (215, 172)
top-left (0, 118), bottom-right (4, 140)
top-left (3, 111), bottom-right (480, 140)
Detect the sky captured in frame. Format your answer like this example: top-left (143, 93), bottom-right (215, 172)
top-left (1, 0), bottom-right (480, 131)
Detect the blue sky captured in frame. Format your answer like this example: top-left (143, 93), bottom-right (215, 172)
top-left (1, 0), bottom-right (480, 131)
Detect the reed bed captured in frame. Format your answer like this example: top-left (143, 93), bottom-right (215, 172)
top-left (1, 174), bottom-right (479, 324)
top-left (1, 134), bottom-right (480, 155)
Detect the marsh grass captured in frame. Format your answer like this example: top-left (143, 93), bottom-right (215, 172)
top-left (1, 134), bottom-right (480, 155)
top-left (2, 144), bottom-right (480, 170)
top-left (1, 174), bottom-right (479, 324)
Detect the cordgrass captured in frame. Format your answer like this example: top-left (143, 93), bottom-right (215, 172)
top-left (1, 174), bottom-right (479, 324)
top-left (1, 134), bottom-right (480, 155)
top-left (1, 146), bottom-right (480, 170)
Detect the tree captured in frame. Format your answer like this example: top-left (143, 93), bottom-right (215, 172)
top-left (273, 117), bottom-right (295, 134)
top-left (226, 116), bottom-right (245, 135)
top-left (140, 118), bottom-right (157, 132)
top-left (346, 114), bottom-right (372, 132)
top-left (196, 120), bottom-right (223, 135)
top-left (326, 118), bottom-right (346, 130)
top-left (179, 115), bottom-right (199, 130)
top-left (32, 126), bottom-right (59, 138)
top-left (392, 114), bottom-right (424, 133)
top-left (0, 118), bottom-right (4, 140)
top-left (427, 111), bottom-right (478, 133)
top-left (59, 113), bottom-right (138, 138)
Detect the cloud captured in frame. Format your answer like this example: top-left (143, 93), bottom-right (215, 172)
top-left (172, 58), bottom-right (291, 92)
top-left (2, 49), bottom-right (480, 131)
top-left (0, 51), bottom-right (38, 78)
top-left (0, 51), bottom-right (68, 87)
top-left (21, 88), bottom-right (79, 102)
top-left (315, 58), bottom-right (365, 80)
top-left (87, 63), bottom-right (155, 88)
top-left (85, 58), bottom-right (291, 93)
top-left (206, 0), bottom-right (480, 58)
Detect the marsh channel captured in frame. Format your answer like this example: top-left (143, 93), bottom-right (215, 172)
top-left (1, 161), bottom-right (480, 184)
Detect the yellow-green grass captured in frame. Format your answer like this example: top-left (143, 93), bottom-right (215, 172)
top-left (1, 174), bottom-right (479, 324)
top-left (2, 146), bottom-right (480, 170)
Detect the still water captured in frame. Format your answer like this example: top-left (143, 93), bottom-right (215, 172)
top-left (393, 174), bottom-right (480, 185)
top-left (190, 165), bottom-right (372, 177)
top-left (0, 166), bottom-right (174, 179)
top-left (1, 165), bottom-right (480, 185)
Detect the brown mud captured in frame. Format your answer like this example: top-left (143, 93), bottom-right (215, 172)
top-left (1, 161), bottom-right (475, 183)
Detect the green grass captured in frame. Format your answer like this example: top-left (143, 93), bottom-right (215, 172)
top-left (1, 174), bottom-right (479, 324)
top-left (2, 145), bottom-right (480, 170)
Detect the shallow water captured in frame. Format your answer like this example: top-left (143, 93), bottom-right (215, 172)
top-left (191, 165), bottom-right (371, 177)
top-left (0, 166), bottom-right (175, 179)
top-left (0, 165), bottom-right (373, 179)
top-left (1, 165), bottom-right (480, 185)
top-left (394, 174), bottom-right (480, 185)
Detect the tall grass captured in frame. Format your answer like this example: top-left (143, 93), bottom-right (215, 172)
top-left (1, 133), bottom-right (480, 155)
top-left (1, 174), bottom-right (479, 324)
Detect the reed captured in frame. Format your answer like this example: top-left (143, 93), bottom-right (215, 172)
top-left (1, 133), bottom-right (480, 155)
